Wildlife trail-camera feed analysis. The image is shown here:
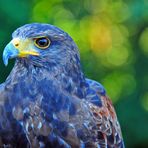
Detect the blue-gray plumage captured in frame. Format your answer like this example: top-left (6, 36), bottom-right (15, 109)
top-left (0, 23), bottom-right (125, 148)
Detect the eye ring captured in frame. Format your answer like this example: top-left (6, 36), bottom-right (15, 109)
top-left (34, 37), bottom-right (50, 49)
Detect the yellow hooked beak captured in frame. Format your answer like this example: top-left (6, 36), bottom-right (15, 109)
top-left (11, 38), bottom-right (39, 57)
top-left (3, 38), bottom-right (39, 66)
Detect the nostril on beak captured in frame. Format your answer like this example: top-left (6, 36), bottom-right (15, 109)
top-left (12, 38), bottom-right (20, 48)
top-left (15, 43), bottom-right (19, 47)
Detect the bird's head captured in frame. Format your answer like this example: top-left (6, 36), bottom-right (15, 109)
top-left (3, 23), bottom-right (80, 70)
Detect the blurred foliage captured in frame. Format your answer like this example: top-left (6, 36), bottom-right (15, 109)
top-left (0, 0), bottom-right (148, 147)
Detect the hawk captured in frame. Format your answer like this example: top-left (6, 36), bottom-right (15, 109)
top-left (1, 23), bottom-right (125, 148)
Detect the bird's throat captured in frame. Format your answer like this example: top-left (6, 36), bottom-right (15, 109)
top-left (5, 59), bottom-right (86, 100)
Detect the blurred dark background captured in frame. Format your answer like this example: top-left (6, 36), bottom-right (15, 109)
top-left (0, 0), bottom-right (148, 147)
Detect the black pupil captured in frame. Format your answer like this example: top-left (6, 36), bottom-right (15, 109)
top-left (36, 38), bottom-right (49, 47)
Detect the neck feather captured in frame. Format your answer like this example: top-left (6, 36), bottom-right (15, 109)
top-left (5, 59), bottom-right (86, 99)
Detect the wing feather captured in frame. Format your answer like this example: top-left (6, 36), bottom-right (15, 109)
top-left (86, 79), bottom-right (124, 148)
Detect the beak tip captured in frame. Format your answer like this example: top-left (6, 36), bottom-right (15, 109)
top-left (2, 42), bottom-right (19, 66)
top-left (3, 54), bottom-right (8, 66)
top-left (4, 60), bottom-right (8, 66)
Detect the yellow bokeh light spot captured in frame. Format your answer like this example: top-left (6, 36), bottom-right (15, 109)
top-left (105, 46), bottom-right (129, 67)
top-left (102, 72), bottom-right (136, 103)
top-left (89, 19), bottom-right (112, 53)
top-left (139, 28), bottom-right (148, 55)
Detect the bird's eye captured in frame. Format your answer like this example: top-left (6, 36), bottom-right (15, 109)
top-left (34, 37), bottom-right (50, 49)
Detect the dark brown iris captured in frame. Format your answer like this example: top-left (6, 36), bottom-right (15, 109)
top-left (35, 37), bottom-right (50, 49)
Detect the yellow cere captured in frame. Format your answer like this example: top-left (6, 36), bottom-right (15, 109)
top-left (11, 38), bottom-right (39, 57)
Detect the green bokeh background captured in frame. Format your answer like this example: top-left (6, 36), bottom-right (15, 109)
top-left (0, 0), bottom-right (148, 147)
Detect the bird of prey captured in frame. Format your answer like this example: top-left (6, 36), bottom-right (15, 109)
top-left (0, 23), bottom-right (125, 148)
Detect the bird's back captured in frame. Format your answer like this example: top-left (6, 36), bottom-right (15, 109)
top-left (84, 78), bottom-right (125, 148)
